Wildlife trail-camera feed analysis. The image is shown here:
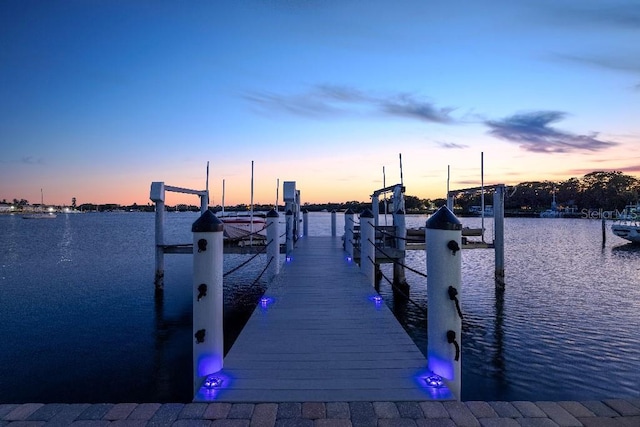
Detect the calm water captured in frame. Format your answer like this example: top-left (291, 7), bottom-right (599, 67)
top-left (1, 212), bottom-right (638, 403)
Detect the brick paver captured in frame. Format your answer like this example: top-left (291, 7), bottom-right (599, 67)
top-left (250, 403), bottom-right (278, 427)
top-left (1, 399), bottom-right (638, 426)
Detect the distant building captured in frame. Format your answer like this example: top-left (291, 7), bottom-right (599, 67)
top-left (0, 203), bottom-right (12, 213)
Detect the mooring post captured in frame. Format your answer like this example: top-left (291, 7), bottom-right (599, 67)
top-left (150, 182), bottom-right (166, 291)
top-left (200, 192), bottom-right (209, 214)
top-left (191, 210), bottom-right (224, 395)
top-left (286, 209), bottom-right (294, 256)
top-left (154, 200), bottom-right (165, 291)
top-left (393, 208), bottom-right (409, 296)
top-left (303, 209), bottom-right (309, 237)
top-left (331, 210), bottom-right (337, 237)
top-left (447, 194), bottom-right (455, 212)
top-left (426, 206), bottom-right (462, 400)
top-left (372, 196), bottom-right (380, 228)
top-left (360, 209), bottom-right (375, 287)
top-left (493, 185), bottom-right (505, 289)
top-left (266, 208), bottom-right (280, 280)
top-left (344, 208), bottom-right (354, 258)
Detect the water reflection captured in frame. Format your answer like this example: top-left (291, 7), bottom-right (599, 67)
top-left (2, 212), bottom-right (638, 403)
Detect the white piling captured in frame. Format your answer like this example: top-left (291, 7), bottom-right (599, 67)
top-left (331, 210), bottom-right (337, 237)
top-left (493, 185), bottom-right (505, 288)
top-left (191, 210), bottom-right (224, 395)
top-left (286, 209), bottom-right (294, 256)
top-left (372, 197), bottom-right (380, 228)
top-left (303, 209), bottom-right (309, 237)
top-left (150, 182), bottom-right (166, 291)
top-left (360, 209), bottom-right (375, 287)
top-left (266, 208), bottom-right (280, 280)
top-left (393, 208), bottom-right (407, 289)
top-left (344, 209), bottom-right (355, 259)
top-left (426, 206), bottom-right (462, 400)
top-left (200, 193), bottom-right (208, 214)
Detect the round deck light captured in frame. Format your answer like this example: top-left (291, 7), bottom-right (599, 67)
top-left (425, 374), bottom-right (444, 388)
top-left (203, 375), bottom-right (223, 389)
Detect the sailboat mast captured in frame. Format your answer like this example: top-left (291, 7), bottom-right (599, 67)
top-left (481, 152), bottom-right (485, 243)
top-left (250, 161), bottom-right (254, 246)
top-left (222, 179), bottom-right (225, 215)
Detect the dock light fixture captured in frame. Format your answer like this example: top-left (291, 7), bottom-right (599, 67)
top-left (346, 256), bottom-right (352, 263)
top-left (286, 255), bottom-right (292, 262)
top-left (369, 295), bottom-right (383, 308)
top-left (425, 374), bottom-right (444, 388)
top-left (203, 375), bottom-right (223, 389)
top-left (260, 296), bottom-right (273, 308)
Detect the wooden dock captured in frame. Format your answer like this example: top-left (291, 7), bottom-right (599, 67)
top-left (195, 236), bottom-right (452, 402)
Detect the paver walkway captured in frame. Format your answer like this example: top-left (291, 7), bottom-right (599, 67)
top-left (197, 236), bottom-right (446, 402)
top-left (2, 399), bottom-right (639, 426)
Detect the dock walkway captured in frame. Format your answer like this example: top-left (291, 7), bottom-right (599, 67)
top-left (199, 236), bottom-right (444, 402)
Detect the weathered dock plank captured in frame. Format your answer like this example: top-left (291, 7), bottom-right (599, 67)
top-left (195, 236), bottom-right (450, 402)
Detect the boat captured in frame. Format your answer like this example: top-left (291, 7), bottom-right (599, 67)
top-left (611, 203), bottom-right (640, 244)
top-left (540, 190), bottom-right (562, 218)
top-left (468, 205), bottom-right (493, 217)
top-left (217, 212), bottom-right (267, 242)
top-left (22, 189), bottom-right (57, 219)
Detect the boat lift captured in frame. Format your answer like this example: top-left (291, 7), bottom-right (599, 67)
top-left (150, 181), bottom-right (209, 290)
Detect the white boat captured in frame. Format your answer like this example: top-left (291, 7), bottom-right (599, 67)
top-left (611, 203), bottom-right (640, 244)
top-left (217, 212), bottom-right (267, 241)
top-left (468, 205), bottom-right (493, 217)
top-left (540, 189), bottom-right (562, 218)
top-left (22, 189), bottom-right (57, 219)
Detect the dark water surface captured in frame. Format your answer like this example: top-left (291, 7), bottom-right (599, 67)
top-left (1, 212), bottom-right (638, 403)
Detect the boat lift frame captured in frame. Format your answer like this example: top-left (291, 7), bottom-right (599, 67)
top-left (150, 181), bottom-right (209, 290)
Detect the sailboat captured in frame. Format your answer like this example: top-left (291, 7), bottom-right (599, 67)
top-left (22, 189), bottom-right (57, 219)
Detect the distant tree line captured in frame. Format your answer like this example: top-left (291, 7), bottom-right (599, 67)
top-left (469, 171), bottom-right (639, 214)
top-left (2, 171), bottom-right (638, 215)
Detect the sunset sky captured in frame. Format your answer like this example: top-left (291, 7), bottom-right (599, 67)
top-left (1, 0), bottom-right (639, 207)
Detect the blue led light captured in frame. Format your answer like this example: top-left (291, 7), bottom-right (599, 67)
top-left (425, 374), bottom-right (444, 388)
top-left (203, 375), bottom-right (223, 389)
top-left (346, 256), bottom-right (352, 262)
top-left (286, 255), bottom-right (292, 262)
top-left (373, 295), bottom-right (382, 303)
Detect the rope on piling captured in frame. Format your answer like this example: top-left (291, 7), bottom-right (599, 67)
top-left (223, 239), bottom-right (270, 277)
top-left (249, 255), bottom-right (274, 287)
top-left (374, 244), bottom-right (427, 278)
top-left (374, 226), bottom-right (414, 242)
top-left (377, 269), bottom-right (428, 315)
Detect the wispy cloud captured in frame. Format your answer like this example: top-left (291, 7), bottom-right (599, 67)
top-left (556, 53), bottom-right (640, 74)
top-left (21, 156), bottom-right (45, 165)
top-left (380, 94), bottom-right (455, 124)
top-left (243, 90), bottom-right (344, 117)
top-left (571, 3), bottom-right (640, 29)
top-left (541, 2), bottom-right (640, 30)
top-left (485, 111), bottom-right (618, 153)
top-left (437, 141), bottom-right (468, 149)
top-left (244, 84), bottom-right (456, 124)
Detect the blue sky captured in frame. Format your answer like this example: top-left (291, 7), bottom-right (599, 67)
top-left (1, 0), bottom-right (638, 206)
